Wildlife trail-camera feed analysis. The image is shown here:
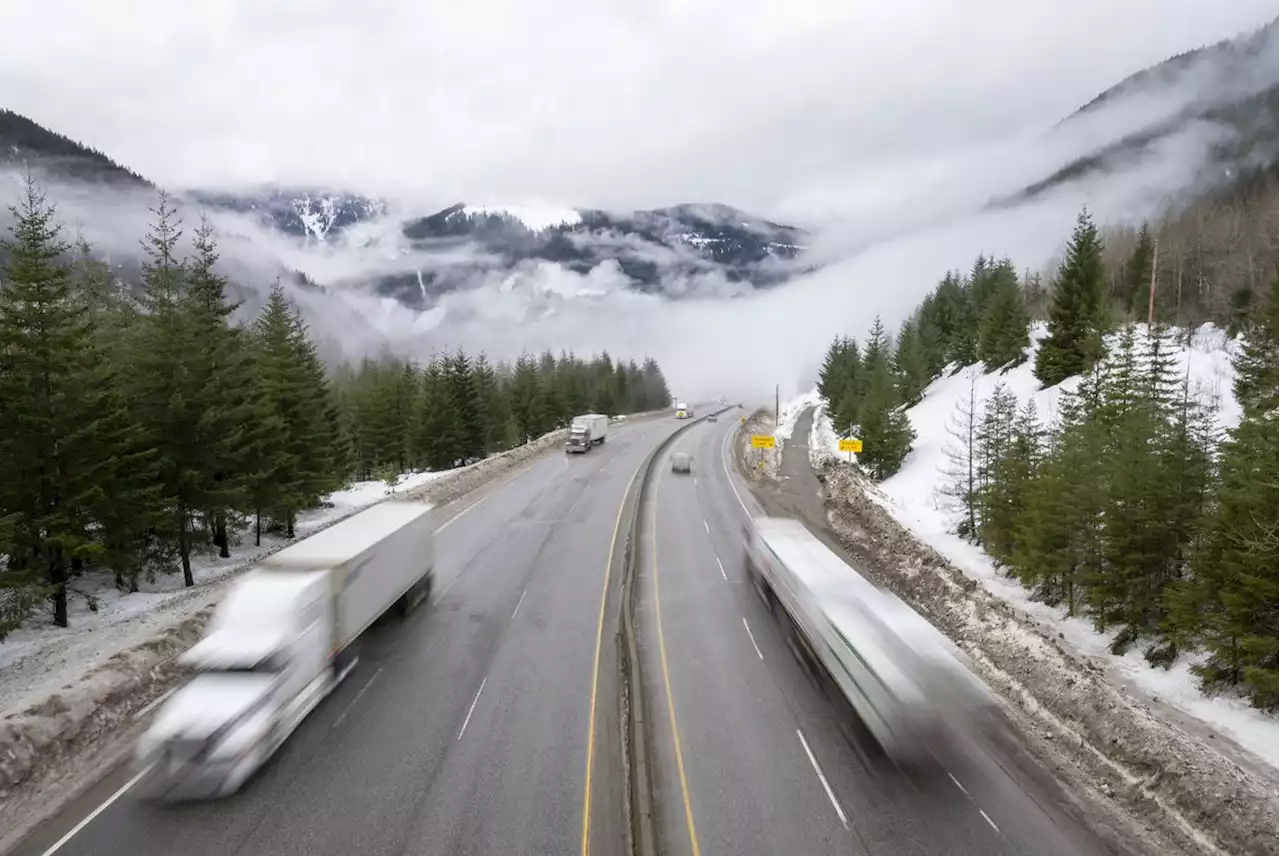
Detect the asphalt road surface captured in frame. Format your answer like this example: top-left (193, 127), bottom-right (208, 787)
top-left (636, 412), bottom-right (1121, 856)
top-left (12, 413), bottom-right (686, 856)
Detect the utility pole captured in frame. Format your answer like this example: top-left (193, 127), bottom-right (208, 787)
top-left (775, 384), bottom-right (780, 426)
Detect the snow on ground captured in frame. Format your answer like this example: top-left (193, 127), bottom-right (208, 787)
top-left (813, 323), bottom-right (1277, 770)
top-left (774, 387), bottom-right (823, 441)
top-left (0, 469), bottom-right (448, 715)
top-left (463, 204), bottom-right (582, 232)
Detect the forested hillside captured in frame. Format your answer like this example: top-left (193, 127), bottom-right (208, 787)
top-left (0, 179), bottom-right (670, 639)
top-left (816, 176), bottom-right (1278, 710)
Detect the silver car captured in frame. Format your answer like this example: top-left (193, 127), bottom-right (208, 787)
top-left (671, 452), bottom-right (693, 474)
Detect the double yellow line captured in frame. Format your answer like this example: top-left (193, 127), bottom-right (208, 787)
top-left (581, 436), bottom-right (703, 856)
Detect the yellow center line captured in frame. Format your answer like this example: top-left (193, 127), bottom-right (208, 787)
top-left (651, 472), bottom-right (703, 856)
top-left (581, 454), bottom-right (646, 856)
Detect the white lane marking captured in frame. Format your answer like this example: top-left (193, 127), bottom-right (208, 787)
top-left (797, 729), bottom-right (848, 828)
top-left (715, 555), bottom-right (727, 580)
top-left (512, 587), bottom-right (528, 619)
top-left (741, 617), bottom-right (764, 660)
top-left (132, 689), bottom-right (173, 721)
top-left (39, 764), bottom-right (154, 856)
top-left (458, 677), bottom-right (487, 740)
top-left (702, 518), bottom-right (710, 534)
top-left (436, 489), bottom-right (494, 534)
top-left (334, 668), bottom-right (383, 728)
top-left (979, 809), bottom-right (1000, 833)
top-left (720, 425), bottom-right (752, 517)
top-left (948, 771), bottom-right (971, 798)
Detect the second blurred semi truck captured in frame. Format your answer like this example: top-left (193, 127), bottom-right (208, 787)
top-left (566, 413), bottom-right (609, 453)
top-left (133, 498), bottom-right (435, 799)
top-left (744, 515), bottom-right (995, 766)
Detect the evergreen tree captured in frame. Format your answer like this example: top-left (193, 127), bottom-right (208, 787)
top-left (472, 352), bottom-right (508, 455)
top-left (857, 326), bottom-right (916, 479)
top-left (0, 179), bottom-right (139, 627)
top-left (127, 192), bottom-right (207, 585)
top-left (893, 320), bottom-right (929, 405)
top-left (1123, 222), bottom-right (1155, 316)
top-left (448, 349), bottom-right (483, 462)
top-left (977, 259), bottom-right (1031, 371)
top-left (184, 217), bottom-right (255, 557)
top-left (1034, 208), bottom-right (1107, 387)
top-left (1232, 275), bottom-right (1278, 416)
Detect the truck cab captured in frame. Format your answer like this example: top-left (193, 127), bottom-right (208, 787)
top-left (135, 571), bottom-right (333, 799)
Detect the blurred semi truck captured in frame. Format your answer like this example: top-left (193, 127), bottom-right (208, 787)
top-left (744, 515), bottom-right (994, 765)
top-left (133, 498), bottom-right (435, 799)
top-left (675, 400), bottom-right (692, 418)
top-left (566, 413), bottom-right (608, 453)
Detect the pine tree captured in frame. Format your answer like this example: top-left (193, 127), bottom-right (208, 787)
top-left (126, 191), bottom-right (207, 585)
top-left (893, 319), bottom-right (929, 405)
top-left (471, 352), bottom-right (508, 455)
top-left (1034, 208), bottom-right (1107, 387)
top-left (977, 259), bottom-right (1031, 371)
top-left (1232, 275), bottom-right (1278, 416)
top-left (508, 354), bottom-right (545, 443)
top-left (416, 358), bottom-right (464, 470)
top-left (1123, 222), bottom-right (1155, 317)
top-left (857, 339), bottom-right (916, 480)
top-left (981, 399), bottom-right (1043, 567)
top-left (447, 349), bottom-right (483, 462)
top-left (184, 217), bottom-right (255, 558)
top-left (0, 178), bottom-right (128, 627)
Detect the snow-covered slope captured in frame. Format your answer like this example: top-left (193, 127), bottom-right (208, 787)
top-left (802, 323), bottom-right (1277, 770)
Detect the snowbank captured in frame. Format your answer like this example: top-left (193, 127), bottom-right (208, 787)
top-left (774, 388), bottom-right (823, 441)
top-left (819, 462), bottom-right (1277, 856)
top-left (851, 323), bottom-right (1277, 771)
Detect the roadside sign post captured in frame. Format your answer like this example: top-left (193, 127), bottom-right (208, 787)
top-left (752, 434), bottom-right (775, 470)
top-left (838, 437), bottom-right (863, 462)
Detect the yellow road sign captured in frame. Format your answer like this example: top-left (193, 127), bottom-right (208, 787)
top-left (839, 438), bottom-right (863, 453)
top-left (751, 435), bottom-right (775, 449)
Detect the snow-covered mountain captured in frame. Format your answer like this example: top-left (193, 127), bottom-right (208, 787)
top-left (190, 187), bottom-right (386, 243)
top-left (191, 189), bottom-right (812, 307)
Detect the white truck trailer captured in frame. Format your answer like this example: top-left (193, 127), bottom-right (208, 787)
top-left (566, 413), bottom-right (608, 453)
top-left (675, 400), bottom-right (692, 419)
top-left (133, 498), bottom-right (435, 799)
top-left (744, 516), bottom-right (994, 765)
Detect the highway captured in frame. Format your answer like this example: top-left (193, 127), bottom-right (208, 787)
top-left (636, 412), bottom-right (1120, 856)
top-left (11, 413), bottom-right (683, 856)
top-left (14, 406), bottom-right (1129, 856)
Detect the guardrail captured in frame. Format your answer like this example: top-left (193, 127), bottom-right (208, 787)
top-left (617, 405), bottom-right (734, 856)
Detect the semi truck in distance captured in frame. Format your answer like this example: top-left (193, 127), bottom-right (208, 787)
top-left (744, 515), bottom-right (995, 766)
top-left (566, 413), bottom-right (609, 453)
top-left (133, 498), bottom-right (436, 799)
top-left (675, 400), bottom-right (692, 419)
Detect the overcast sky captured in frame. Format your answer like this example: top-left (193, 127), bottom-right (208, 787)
top-left (1, 0), bottom-right (1274, 221)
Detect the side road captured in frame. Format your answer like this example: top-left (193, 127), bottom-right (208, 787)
top-left (732, 406), bottom-right (1277, 856)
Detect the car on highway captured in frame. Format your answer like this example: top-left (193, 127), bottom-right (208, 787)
top-left (671, 452), bottom-right (693, 473)
top-left (708, 415), bottom-right (718, 422)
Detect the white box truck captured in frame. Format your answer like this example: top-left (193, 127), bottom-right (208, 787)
top-left (566, 413), bottom-right (608, 453)
top-left (744, 516), bottom-right (994, 766)
top-left (133, 498), bottom-right (435, 799)
top-left (675, 400), bottom-right (692, 419)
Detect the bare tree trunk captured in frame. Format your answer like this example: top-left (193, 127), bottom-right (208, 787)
top-left (1147, 236), bottom-right (1159, 326)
